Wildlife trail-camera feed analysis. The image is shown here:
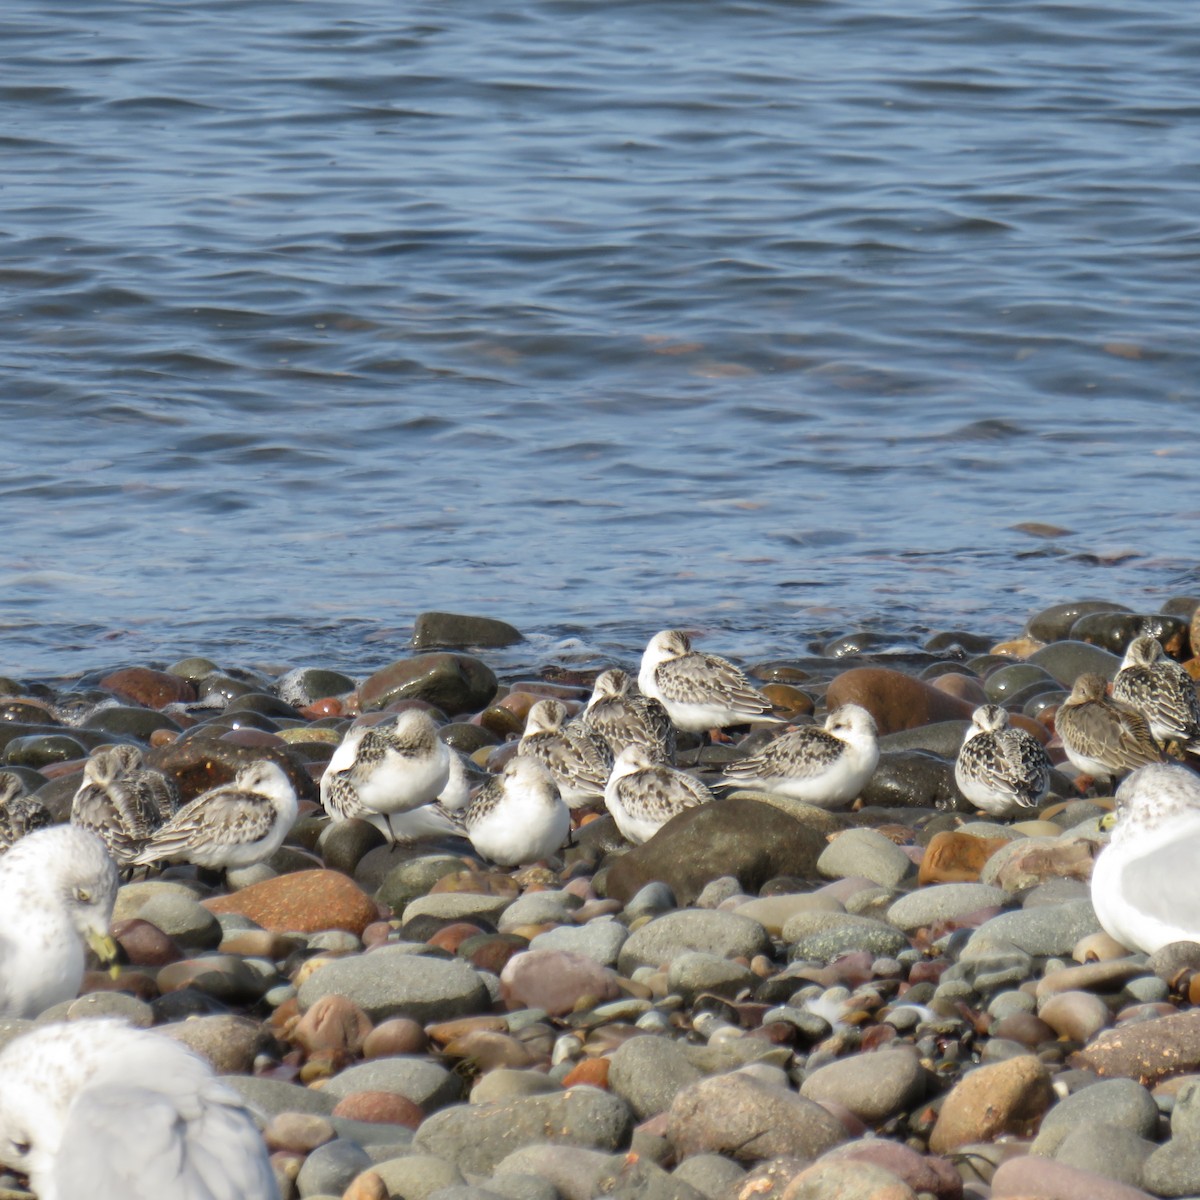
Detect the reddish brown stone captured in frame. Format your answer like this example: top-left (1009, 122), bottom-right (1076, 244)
top-left (99, 666), bottom-right (196, 709)
top-left (331, 1090), bottom-right (424, 1128)
top-left (991, 1157), bottom-right (1155, 1200)
top-left (499, 949), bottom-right (621, 1016)
top-left (928, 1056), bottom-right (1054, 1154)
top-left (931, 673), bottom-right (988, 706)
top-left (427, 922), bottom-right (486, 954)
top-left (146, 736), bottom-right (318, 804)
top-left (761, 683), bottom-right (814, 717)
top-left (203, 869), bottom-right (378, 936)
top-left (1069, 1009), bottom-right (1200, 1085)
top-left (288, 993), bottom-right (373, 1056)
top-left (363, 1018), bottom-right (427, 1058)
top-left (112, 918), bottom-right (183, 966)
top-left (918, 831), bottom-right (1009, 885)
top-left (425, 1015), bottom-right (508, 1047)
top-left (561, 1057), bottom-right (610, 1089)
top-left (825, 668), bottom-right (976, 736)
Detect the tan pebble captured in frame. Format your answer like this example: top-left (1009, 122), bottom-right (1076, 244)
top-left (1073, 931), bottom-right (1132, 963)
top-left (442, 1029), bottom-right (540, 1071)
top-left (1038, 990), bottom-right (1111, 1042)
top-left (918, 831), bottom-right (1008, 885)
top-left (929, 1054), bottom-right (1054, 1154)
top-left (363, 1017), bottom-right (427, 1058)
top-left (425, 1015), bottom-right (508, 1046)
top-left (264, 1112), bottom-right (336, 1154)
top-left (1038, 958), bottom-right (1145, 998)
top-left (990, 637), bottom-right (1045, 659)
top-left (781, 1159), bottom-right (917, 1200)
top-left (269, 1150), bottom-right (304, 1182)
top-left (289, 993), bottom-right (373, 1056)
top-left (343, 1170), bottom-right (388, 1200)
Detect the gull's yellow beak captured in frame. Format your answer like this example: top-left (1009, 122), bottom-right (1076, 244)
top-left (86, 929), bottom-right (120, 976)
top-left (1099, 812), bottom-right (1117, 833)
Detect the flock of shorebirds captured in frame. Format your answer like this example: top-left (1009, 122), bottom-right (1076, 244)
top-left (0, 626), bottom-right (1199, 1196)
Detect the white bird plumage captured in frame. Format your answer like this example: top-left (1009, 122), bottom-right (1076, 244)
top-left (604, 745), bottom-right (715, 844)
top-left (955, 704), bottom-right (1052, 816)
top-left (461, 756), bottom-right (570, 867)
top-left (1112, 635), bottom-right (1200, 754)
top-left (518, 698), bottom-right (612, 810)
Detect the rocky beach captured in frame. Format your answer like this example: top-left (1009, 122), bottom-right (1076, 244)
top-left (2, 598), bottom-right (1200, 1200)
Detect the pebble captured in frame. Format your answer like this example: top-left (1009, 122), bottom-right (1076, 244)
top-left (617, 908), bottom-right (771, 974)
top-left (929, 1055), bottom-right (1055, 1153)
top-left (528, 916), bottom-right (628, 967)
top-left (783, 911), bottom-right (909, 962)
top-left (320, 1058), bottom-right (461, 1112)
top-left (499, 949), bottom-right (621, 1015)
top-left (606, 1035), bottom-right (705, 1120)
top-left (886, 882), bottom-right (1006, 932)
top-left (991, 1156), bottom-right (1156, 1200)
top-left (798, 1046), bottom-right (926, 1124)
top-left (817, 829), bottom-right (914, 888)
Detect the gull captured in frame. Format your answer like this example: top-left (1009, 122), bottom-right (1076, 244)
top-left (461, 756), bottom-right (570, 867)
top-left (0, 770), bottom-right (51, 853)
top-left (1112, 635), bottom-right (1200, 756)
top-left (1091, 763), bottom-right (1200, 953)
top-left (518, 698), bottom-right (612, 810)
top-left (130, 760), bottom-right (298, 871)
top-left (638, 629), bottom-right (780, 733)
top-left (720, 703), bottom-right (879, 809)
top-left (1055, 673), bottom-right (1165, 789)
top-left (578, 668), bottom-right (676, 763)
top-left (0, 1018), bottom-right (279, 1200)
top-left (0, 824), bottom-right (118, 1017)
top-left (71, 746), bottom-right (179, 865)
top-left (320, 709), bottom-right (452, 844)
top-left (604, 745), bottom-right (715, 844)
top-left (955, 704), bottom-right (1053, 816)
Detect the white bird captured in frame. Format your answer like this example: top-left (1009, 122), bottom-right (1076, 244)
top-left (130, 760), bottom-right (298, 871)
top-left (0, 771), bottom-right (51, 853)
top-left (0, 824), bottom-right (118, 1017)
top-left (1112, 635), bottom-right (1200, 755)
top-left (638, 629), bottom-right (780, 733)
top-left (461, 756), bottom-right (570, 867)
top-left (578, 668), bottom-right (676, 763)
top-left (320, 709), bottom-right (452, 844)
top-left (0, 1018), bottom-right (279, 1200)
top-left (720, 704), bottom-right (879, 809)
top-left (954, 704), bottom-right (1052, 816)
top-left (518, 698), bottom-right (612, 810)
top-left (71, 746), bottom-right (179, 865)
top-left (604, 745), bottom-right (715, 844)
top-left (1091, 762), bottom-right (1200, 953)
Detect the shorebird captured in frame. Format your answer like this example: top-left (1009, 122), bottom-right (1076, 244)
top-left (461, 756), bottom-right (570, 867)
top-left (1091, 762), bottom-right (1200, 953)
top-left (577, 668), bottom-right (676, 763)
top-left (1112, 635), bottom-right (1200, 756)
top-left (0, 1019), bottom-right (279, 1199)
top-left (720, 704), bottom-right (879, 809)
top-left (0, 825), bottom-right (118, 1017)
top-left (955, 704), bottom-right (1052, 816)
top-left (320, 709), bottom-right (452, 844)
top-left (638, 630), bottom-right (779, 734)
top-left (604, 745), bottom-right (715, 844)
top-left (518, 698), bottom-right (612, 810)
top-left (130, 760), bottom-right (299, 871)
top-left (0, 771), bottom-right (51, 854)
top-left (1055, 673), bottom-right (1164, 790)
top-left (71, 746), bottom-right (179, 865)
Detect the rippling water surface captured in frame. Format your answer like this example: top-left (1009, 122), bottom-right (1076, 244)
top-left (3, 0), bottom-right (1199, 677)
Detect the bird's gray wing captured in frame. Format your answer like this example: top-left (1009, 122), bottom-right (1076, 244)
top-left (136, 790), bottom-right (274, 861)
top-left (54, 1079), bottom-right (279, 1200)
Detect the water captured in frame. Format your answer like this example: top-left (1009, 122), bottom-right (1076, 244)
top-left (3, 0), bottom-right (1199, 679)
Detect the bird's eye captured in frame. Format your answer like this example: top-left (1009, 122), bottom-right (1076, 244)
top-left (74, 887), bottom-right (92, 904)
top-left (8, 1136), bottom-right (29, 1157)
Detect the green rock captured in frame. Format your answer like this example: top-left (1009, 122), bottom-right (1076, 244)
top-left (359, 653), bottom-right (498, 716)
top-left (81, 705), bottom-right (182, 739)
top-left (411, 611), bottom-right (523, 649)
top-left (4, 733), bottom-right (88, 768)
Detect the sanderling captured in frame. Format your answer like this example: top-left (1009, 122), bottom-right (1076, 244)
top-left (0, 824), bottom-right (118, 1017)
top-left (70, 746), bottom-right (179, 865)
top-left (1055, 673), bottom-right (1164, 789)
top-left (0, 1019), bottom-right (279, 1199)
top-left (1112, 635), bottom-right (1200, 755)
top-left (518, 698), bottom-right (612, 810)
top-left (1091, 762), bottom-right (1200, 953)
top-left (461, 756), bottom-right (570, 866)
top-left (320, 709), bottom-right (452, 844)
top-left (638, 630), bottom-right (779, 733)
top-left (578, 668), bottom-right (676, 763)
top-left (604, 744), bottom-right (715, 844)
top-left (720, 703), bottom-right (879, 809)
top-left (0, 771), bottom-right (51, 854)
top-left (955, 704), bottom-right (1052, 816)
top-left (130, 760), bottom-right (299, 871)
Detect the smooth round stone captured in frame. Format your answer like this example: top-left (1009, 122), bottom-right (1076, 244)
top-left (265, 1112), bottom-right (337, 1155)
top-left (671, 1153), bottom-right (747, 1199)
top-left (402, 892), bottom-right (514, 926)
top-left (1032, 1077), bottom-right (1159, 1156)
top-left (136, 892), bottom-right (223, 949)
top-left (734, 894), bottom-right (844, 936)
top-left (1141, 1135), bottom-right (1200, 1198)
top-left (496, 891), bottom-right (581, 934)
top-left (367, 1154), bottom-right (468, 1198)
top-left (989, 1013), bottom-right (1055, 1048)
top-left (887, 884), bottom-right (1006, 933)
top-left (4, 733), bottom-right (88, 767)
top-left (607, 1036), bottom-right (705, 1121)
top-left (469, 1070), bottom-right (561, 1105)
top-left (984, 663), bottom-right (1057, 702)
top-left (276, 667), bottom-right (357, 707)
top-left (320, 819), bottom-right (387, 876)
top-left (799, 1046), bottom-right (925, 1124)
top-left (1004, 679), bottom-right (1067, 709)
top-left (81, 705), bottom-right (182, 738)
top-left (817, 829), bottom-right (913, 888)
top-left (618, 909), bottom-right (770, 975)
top-left (1024, 600), bottom-right (1129, 643)
top-left (1027, 640), bottom-right (1121, 686)
top-left (1038, 991), bottom-right (1111, 1042)
top-left (1125, 975), bottom-right (1169, 1004)
top-left (321, 1058), bottom-right (461, 1112)
top-left (783, 912), bottom-right (909, 963)
top-left (412, 611), bottom-right (523, 650)
top-left (65, 992), bottom-right (154, 1026)
top-left (225, 1075), bottom-right (338, 1118)
top-left (528, 916), bottom-right (628, 968)
top-left (308, 930), bottom-right (363, 953)
top-left (157, 954), bottom-right (272, 1004)
top-left (667, 952), bottom-right (755, 1003)
top-left (373, 855), bottom-right (470, 909)
top-left (929, 1055), bottom-right (1054, 1154)
top-left (988, 990), bottom-right (1036, 1021)
top-left (857, 750), bottom-right (959, 810)
top-left (957, 943), bottom-right (1035, 994)
top-left (878, 719), bottom-right (972, 758)
top-left (962, 899), bottom-right (1101, 958)
top-left (167, 656), bottom-right (221, 684)
top-left (160, 1013), bottom-right (268, 1074)
top-left (623, 883), bottom-right (677, 920)
top-left (695, 876), bottom-right (745, 909)
top-left (296, 1139), bottom-right (373, 1198)
top-left (1053, 1122), bottom-right (1156, 1188)
top-left (500, 949), bottom-right (620, 1016)
top-left (357, 652), bottom-right (497, 716)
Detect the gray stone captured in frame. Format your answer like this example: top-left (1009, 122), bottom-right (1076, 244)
top-left (857, 749), bottom-right (959, 810)
top-left (134, 891), bottom-right (224, 948)
top-left (666, 952), bottom-right (755, 1003)
top-left (962, 899), bottom-right (1100, 959)
top-left (402, 892), bottom-right (515, 926)
top-left (1028, 640), bottom-right (1122, 686)
top-left (623, 882), bottom-right (677, 920)
top-left (607, 1035), bottom-right (705, 1120)
top-left (496, 890), bottom-right (581, 934)
top-left (671, 1153), bottom-right (747, 1200)
top-left (494, 1145), bottom-right (617, 1200)
top-left (476, 1174), bottom-right (559, 1200)
top-left (321, 1057), bottom-right (462, 1111)
top-left (413, 1087), bottom-right (634, 1175)
top-left (886, 883), bottom-right (1007, 932)
top-left (370, 1153), bottom-right (466, 1199)
top-left (412, 612), bottom-right (524, 649)
top-left (817, 829), bottom-right (913, 887)
top-left (529, 917), bottom-right (628, 968)
top-left (159, 1014), bottom-right (268, 1074)
top-left (783, 911), bottom-right (909, 963)
top-left (295, 1139), bottom-right (372, 1198)
top-left (298, 945), bottom-right (489, 1023)
top-left (594, 1156), bottom-right (708, 1200)
top-left (694, 877), bottom-right (745, 908)
top-left (618, 910), bottom-right (770, 975)
top-left (221, 1075), bottom-right (337, 1117)
top-left (878, 720), bottom-right (972, 759)
top-left (374, 854), bottom-right (470, 909)
top-left (1142, 1137), bottom-right (1200, 1198)
top-left (799, 1047), bottom-right (926, 1123)
top-left (1053, 1122), bottom-right (1155, 1189)
top-left (1032, 1077), bottom-right (1159, 1155)
top-left (470, 1070), bottom-right (561, 1105)
top-left (65, 992), bottom-right (154, 1027)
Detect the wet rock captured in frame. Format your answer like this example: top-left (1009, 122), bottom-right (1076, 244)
top-left (603, 797), bottom-right (831, 907)
top-left (4, 733), bottom-right (88, 768)
top-left (617, 909), bottom-right (771, 974)
top-left (298, 945), bottom-right (488, 1023)
top-left (413, 1087), bottom-right (634, 1174)
top-left (984, 663), bottom-right (1058, 703)
top-left (276, 667), bottom-right (357, 708)
top-left (319, 819), bottom-right (387, 877)
top-left (928, 1055), bottom-right (1054, 1153)
top-left (826, 668), bottom-right (976, 736)
top-left (799, 1047), bottom-right (925, 1124)
top-left (147, 736), bottom-right (317, 804)
top-left (878, 720), bottom-right (971, 759)
top-left (857, 750), bottom-right (959, 810)
top-left (1027, 640), bottom-right (1122, 686)
top-left (358, 654), bottom-right (498, 716)
top-left (499, 949), bottom-right (621, 1015)
top-left (204, 869), bottom-right (378, 936)
top-left (1025, 600), bottom-right (1130, 644)
top-left (667, 1073), bottom-right (845, 1163)
top-left (818, 829), bottom-right (913, 888)
top-left (412, 612), bottom-right (524, 649)
top-left (81, 705), bottom-right (182, 739)
top-left (99, 666), bottom-right (197, 708)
